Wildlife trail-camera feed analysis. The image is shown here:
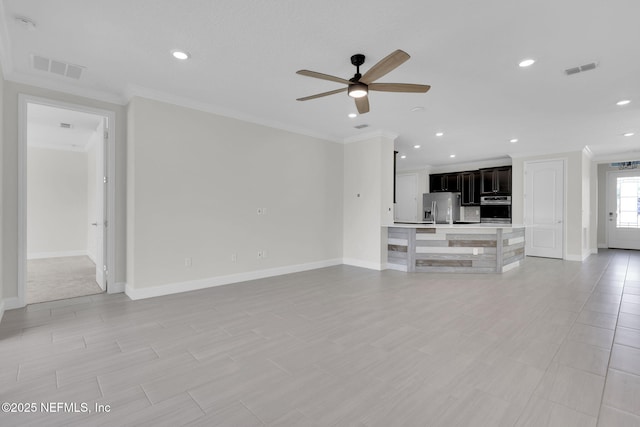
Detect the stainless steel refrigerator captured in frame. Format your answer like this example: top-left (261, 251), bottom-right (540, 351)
top-left (423, 192), bottom-right (461, 224)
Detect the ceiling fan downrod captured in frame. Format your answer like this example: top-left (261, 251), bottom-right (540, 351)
top-left (350, 54), bottom-right (365, 82)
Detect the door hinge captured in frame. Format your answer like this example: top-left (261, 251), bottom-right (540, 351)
top-left (103, 176), bottom-right (108, 184)
top-left (104, 130), bottom-right (109, 139)
top-left (104, 220), bottom-right (108, 228)
top-left (103, 265), bottom-right (108, 272)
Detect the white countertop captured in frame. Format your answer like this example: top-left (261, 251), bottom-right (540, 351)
top-left (388, 222), bottom-right (524, 229)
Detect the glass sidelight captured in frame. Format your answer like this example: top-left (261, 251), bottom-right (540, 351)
top-left (616, 175), bottom-right (640, 228)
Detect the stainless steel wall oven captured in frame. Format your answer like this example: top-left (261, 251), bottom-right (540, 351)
top-left (480, 195), bottom-right (511, 223)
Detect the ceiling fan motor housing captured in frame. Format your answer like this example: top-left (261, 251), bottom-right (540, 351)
top-left (350, 54), bottom-right (365, 67)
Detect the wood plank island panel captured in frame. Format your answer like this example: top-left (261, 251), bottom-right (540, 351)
top-left (387, 225), bottom-right (525, 273)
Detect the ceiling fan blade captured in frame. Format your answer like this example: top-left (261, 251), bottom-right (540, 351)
top-left (369, 83), bottom-right (431, 93)
top-left (355, 96), bottom-right (370, 114)
top-left (360, 49), bottom-right (410, 84)
top-left (296, 70), bottom-right (351, 85)
top-left (296, 87), bottom-right (347, 101)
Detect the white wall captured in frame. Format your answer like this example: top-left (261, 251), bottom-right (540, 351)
top-left (0, 63), bottom-right (4, 319)
top-left (27, 147), bottom-right (88, 257)
top-left (126, 96), bottom-right (343, 296)
top-left (2, 81), bottom-right (126, 302)
top-left (343, 132), bottom-right (395, 269)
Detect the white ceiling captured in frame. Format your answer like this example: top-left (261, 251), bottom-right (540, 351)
top-left (2, 0), bottom-right (639, 169)
top-left (27, 103), bottom-right (102, 151)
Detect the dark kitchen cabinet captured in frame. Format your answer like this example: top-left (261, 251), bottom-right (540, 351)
top-left (480, 166), bottom-right (512, 195)
top-left (461, 171), bottom-right (481, 205)
top-left (429, 173), bottom-right (460, 192)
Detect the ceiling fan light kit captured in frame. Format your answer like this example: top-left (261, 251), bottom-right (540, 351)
top-left (296, 49), bottom-right (430, 114)
top-left (348, 82), bottom-right (368, 98)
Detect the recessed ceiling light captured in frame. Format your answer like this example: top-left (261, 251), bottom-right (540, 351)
top-left (510, 138), bottom-right (518, 143)
top-left (413, 145), bottom-right (421, 149)
top-left (623, 132), bottom-right (635, 137)
top-left (348, 113), bottom-right (357, 118)
top-left (400, 155), bottom-right (407, 159)
top-left (616, 100), bottom-right (631, 106)
top-left (171, 50), bottom-right (191, 60)
top-left (450, 154), bottom-right (456, 158)
top-left (435, 132), bottom-right (444, 137)
top-left (519, 58), bottom-right (535, 67)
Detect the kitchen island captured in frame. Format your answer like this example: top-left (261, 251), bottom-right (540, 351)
top-left (387, 223), bottom-right (525, 273)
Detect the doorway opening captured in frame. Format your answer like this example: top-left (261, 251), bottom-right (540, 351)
top-left (18, 95), bottom-right (116, 306)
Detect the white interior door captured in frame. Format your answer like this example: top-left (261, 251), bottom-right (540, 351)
top-left (525, 160), bottom-right (564, 258)
top-left (395, 174), bottom-right (418, 221)
top-left (607, 170), bottom-right (640, 250)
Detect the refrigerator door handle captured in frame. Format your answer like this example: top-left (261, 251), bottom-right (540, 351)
top-left (432, 201), bottom-right (437, 223)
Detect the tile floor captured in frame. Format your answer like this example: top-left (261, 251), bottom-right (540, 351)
top-left (1, 249), bottom-right (639, 426)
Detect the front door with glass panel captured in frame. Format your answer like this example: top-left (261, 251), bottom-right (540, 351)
top-left (608, 170), bottom-right (640, 250)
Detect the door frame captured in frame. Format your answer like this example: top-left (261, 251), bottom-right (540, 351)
top-left (606, 169), bottom-right (640, 249)
top-left (17, 94), bottom-right (117, 307)
top-left (523, 158), bottom-right (567, 259)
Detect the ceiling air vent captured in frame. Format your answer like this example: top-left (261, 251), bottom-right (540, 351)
top-left (565, 62), bottom-right (598, 76)
top-left (354, 124), bottom-right (369, 129)
top-left (30, 54), bottom-right (85, 80)
top-left (60, 123), bottom-right (73, 129)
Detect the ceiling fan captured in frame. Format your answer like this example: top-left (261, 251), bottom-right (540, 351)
top-left (296, 49), bottom-right (430, 114)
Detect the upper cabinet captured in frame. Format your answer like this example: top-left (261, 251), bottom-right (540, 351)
top-left (429, 166), bottom-right (511, 198)
top-left (429, 173), bottom-right (461, 192)
top-left (480, 166), bottom-right (512, 195)
top-left (461, 171), bottom-right (481, 205)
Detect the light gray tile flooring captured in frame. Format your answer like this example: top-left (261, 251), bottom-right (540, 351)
top-left (1, 249), bottom-right (640, 426)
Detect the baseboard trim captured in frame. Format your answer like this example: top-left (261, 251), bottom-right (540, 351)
top-left (3, 297), bottom-right (23, 310)
top-left (108, 282), bottom-right (126, 294)
top-left (27, 250), bottom-right (88, 260)
top-left (125, 258), bottom-right (343, 301)
top-left (385, 263), bottom-right (408, 272)
top-left (0, 299), bottom-right (5, 323)
top-left (502, 261), bottom-right (521, 272)
top-left (342, 258), bottom-right (384, 271)
top-left (565, 253), bottom-right (590, 262)
top-left (598, 243), bottom-right (608, 249)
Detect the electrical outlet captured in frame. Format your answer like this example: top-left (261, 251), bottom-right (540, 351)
top-left (257, 208), bottom-right (263, 215)
top-left (231, 253), bottom-right (237, 262)
top-left (184, 257), bottom-right (192, 268)
top-left (257, 251), bottom-right (263, 259)
top-left (262, 207), bottom-right (267, 215)
top-left (262, 250), bottom-right (268, 259)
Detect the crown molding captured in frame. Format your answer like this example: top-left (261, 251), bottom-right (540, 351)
top-left (343, 130), bottom-right (399, 144)
top-left (5, 71), bottom-right (127, 105)
top-left (125, 84), bottom-right (341, 144)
